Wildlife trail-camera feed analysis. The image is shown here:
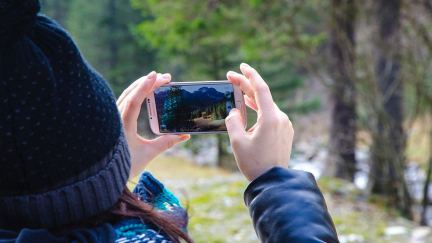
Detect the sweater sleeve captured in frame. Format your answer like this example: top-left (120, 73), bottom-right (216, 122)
top-left (0, 224), bottom-right (115, 243)
top-left (244, 167), bottom-right (339, 243)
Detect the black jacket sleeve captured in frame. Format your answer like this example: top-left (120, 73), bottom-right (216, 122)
top-left (244, 167), bottom-right (339, 243)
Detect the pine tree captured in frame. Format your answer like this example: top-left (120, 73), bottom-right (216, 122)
top-left (65, 0), bottom-right (156, 96)
top-left (132, 0), bottom-right (321, 170)
top-left (39, 0), bottom-right (70, 26)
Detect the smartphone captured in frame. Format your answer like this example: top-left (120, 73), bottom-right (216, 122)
top-left (147, 81), bottom-right (247, 135)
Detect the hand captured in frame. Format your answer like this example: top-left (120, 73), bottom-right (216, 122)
top-left (226, 63), bottom-right (294, 181)
top-left (117, 71), bottom-right (190, 179)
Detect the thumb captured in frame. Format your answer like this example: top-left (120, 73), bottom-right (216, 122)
top-left (225, 108), bottom-right (246, 144)
top-left (152, 134), bottom-right (190, 151)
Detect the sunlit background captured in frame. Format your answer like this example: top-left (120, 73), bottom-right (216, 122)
top-left (40, 1), bottom-right (432, 242)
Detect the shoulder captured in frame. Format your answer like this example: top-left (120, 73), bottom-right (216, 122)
top-left (112, 172), bottom-right (188, 243)
top-left (114, 218), bottom-right (170, 243)
top-left (132, 172), bottom-right (182, 211)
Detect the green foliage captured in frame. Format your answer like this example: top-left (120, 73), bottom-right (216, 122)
top-left (133, 0), bottom-right (244, 80)
top-left (39, 0), bottom-right (70, 25)
top-left (42, 0), bottom-right (327, 111)
top-left (41, 0), bottom-right (156, 96)
top-left (132, 0), bottom-right (327, 114)
top-left (130, 0), bottom-right (327, 164)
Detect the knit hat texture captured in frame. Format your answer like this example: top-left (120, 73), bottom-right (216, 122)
top-left (0, 0), bottom-right (131, 229)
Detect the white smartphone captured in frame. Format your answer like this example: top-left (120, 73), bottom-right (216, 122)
top-left (147, 81), bottom-right (247, 135)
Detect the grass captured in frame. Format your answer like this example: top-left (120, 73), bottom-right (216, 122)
top-left (133, 155), bottom-right (258, 242)
top-left (406, 117), bottom-right (431, 169)
top-left (129, 155), bottom-right (429, 243)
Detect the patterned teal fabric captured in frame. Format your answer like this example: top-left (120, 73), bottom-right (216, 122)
top-left (114, 172), bottom-right (188, 243)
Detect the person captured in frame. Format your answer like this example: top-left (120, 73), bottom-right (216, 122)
top-left (0, 0), bottom-right (339, 242)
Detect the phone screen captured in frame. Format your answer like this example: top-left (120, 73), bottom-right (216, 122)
top-left (154, 83), bottom-right (236, 133)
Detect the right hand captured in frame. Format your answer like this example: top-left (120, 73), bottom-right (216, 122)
top-left (226, 63), bottom-right (294, 181)
top-left (117, 71), bottom-right (190, 179)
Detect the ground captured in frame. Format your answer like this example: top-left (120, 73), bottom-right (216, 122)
top-left (129, 155), bottom-right (432, 243)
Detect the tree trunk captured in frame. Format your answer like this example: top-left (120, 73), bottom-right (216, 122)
top-left (106, 0), bottom-right (119, 86)
top-left (424, 0), bottom-right (432, 15)
top-left (217, 134), bottom-right (237, 171)
top-left (420, 124), bottom-right (432, 225)
top-left (370, 0), bottom-right (412, 218)
top-left (326, 0), bottom-right (357, 181)
top-left (40, 1), bottom-right (69, 26)
top-left (210, 51), bottom-right (237, 171)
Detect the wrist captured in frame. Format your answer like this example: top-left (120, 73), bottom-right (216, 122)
top-left (245, 164), bottom-right (284, 181)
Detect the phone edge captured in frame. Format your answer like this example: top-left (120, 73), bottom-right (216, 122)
top-left (148, 80), bottom-right (247, 135)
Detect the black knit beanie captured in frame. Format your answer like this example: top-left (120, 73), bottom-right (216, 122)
top-left (0, 0), bottom-right (131, 229)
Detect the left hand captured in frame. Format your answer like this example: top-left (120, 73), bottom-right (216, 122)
top-left (117, 71), bottom-right (190, 179)
top-left (225, 63), bottom-right (294, 181)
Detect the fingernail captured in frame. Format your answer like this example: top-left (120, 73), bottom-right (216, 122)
top-left (227, 71), bottom-right (235, 76)
top-left (240, 63), bottom-right (248, 68)
top-left (162, 73), bottom-right (170, 79)
top-left (178, 134), bottom-right (190, 140)
top-left (148, 71), bottom-right (156, 78)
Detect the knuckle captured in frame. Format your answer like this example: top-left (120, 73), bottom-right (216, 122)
top-left (121, 101), bottom-right (131, 116)
top-left (128, 96), bottom-right (140, 107)
top-left (244, 70), bottom-right (253, 80)
top-left (166, 139), bottom-right (175, 149)
top-left (159, 139), bottom-right (174, 150)
top-left (143, 79), bottom-right (153, 89)
top-left (283, 115), bottom-right (294, 134)
top-left (225, 115), bottom-right (234, 123)
top-left (280, 113), bottom-right (290, 124)
top-left (120, 115), bottom-right (128, 127)
top-left (265, 115), bottom-right (279, 127)
top-left (230, 136), bottom-right (241, 148)
top-left (121, 119), bottom-right (131, 131)
top-left (226, 113), bottom-right (239, 124)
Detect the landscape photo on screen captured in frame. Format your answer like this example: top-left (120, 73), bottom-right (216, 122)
top-left (154, 83), bottom-right (236, 133)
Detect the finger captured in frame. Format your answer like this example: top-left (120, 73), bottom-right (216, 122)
top-left (227, 71), bottom-right (255, 100)
top-left (117, 100), bottom-right (126, 113)
top-left (121, 71), bottom-right (168, 104)
top-left (122, 71), bottom-right (157, 132)
top-left (247, 122), bottom-right (259, 134)
top-left (150, 134), bottom-right (190, 151)
top-left (244, 95), bottom-right (258, 111)
top-left (117, 71), bottom-right (166, 106)
top-left (117, 79), bottom-right (140, 106)
top-left (225, 108), bottom-right (246, 147)
top-left (152, 73), bottom-right (171, 91)
top-left (239, 63), bottom-right (275, 114)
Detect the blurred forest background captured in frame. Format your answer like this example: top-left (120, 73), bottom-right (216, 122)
top-left (40, 0), bottom-right (432, 242)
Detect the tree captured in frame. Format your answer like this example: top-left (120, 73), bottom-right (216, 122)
top-left (247, 0), bottom-right (357, 180)
top-left (326, 0), bottom-right (357, 181)
top-left (369, 0), bottom-right (412, 217)
top-left (421, 128), bottom-right (432, 225)
top-left (132, 0), bottom-right (248, 170)
top-left (400, 0), bottom-right (432, 224)
top-left (39, 0), bottom-right (70, 26)
top-left (66, 0), bottom-right (156, 95)
top-left (132, 0), bottom-right (321, 170)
